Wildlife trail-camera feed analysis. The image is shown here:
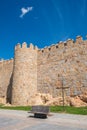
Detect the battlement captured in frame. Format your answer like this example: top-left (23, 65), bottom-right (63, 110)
top-left (38, 35), bottom-right (85, 54)
top-left (13, 35), bottom-right (86, 56)
top-left (15, 42), bottom-right (38, 51)
top-left (0, 58), bottom-right (13, 62)
top-left (4, 58), bottom-right (13, 64)
top-left (0, 58), bottom-right (13, 65)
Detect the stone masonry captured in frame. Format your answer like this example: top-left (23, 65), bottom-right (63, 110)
top-left (0, 35), bottom-right (87, 105)
top-left (12, 43), bottom-right (37, 105)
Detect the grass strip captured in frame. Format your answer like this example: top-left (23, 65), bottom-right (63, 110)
top-left (0, 104), bottom-right (87, 115)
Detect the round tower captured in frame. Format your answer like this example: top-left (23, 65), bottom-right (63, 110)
top-left (12, 42), bottom-right (37, 105)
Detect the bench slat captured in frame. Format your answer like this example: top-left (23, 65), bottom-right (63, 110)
top-left (30, 105), bottom-right (50, 114)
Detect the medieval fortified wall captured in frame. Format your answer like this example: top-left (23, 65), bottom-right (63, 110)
top-left (0, 36), bottom-right (87, 106)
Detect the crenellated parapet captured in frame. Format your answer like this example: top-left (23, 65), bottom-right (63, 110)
top-left (15, 42), bottom-right (38, 51)
top-left (0, 58), bottom-right (13, 65)
top-left (14, 35), bottom-right (85, 56)
top-left (38, 35), bottom-right (85, 55)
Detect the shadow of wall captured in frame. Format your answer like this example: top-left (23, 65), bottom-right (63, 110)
top-left (6, 73), bottom-right (13, 104)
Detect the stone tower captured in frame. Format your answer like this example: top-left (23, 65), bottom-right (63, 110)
top-left (11, 42), bottom-right (37, 105)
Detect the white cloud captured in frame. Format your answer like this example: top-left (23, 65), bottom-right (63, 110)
top-left (20, 7), bottom-right (33, 18)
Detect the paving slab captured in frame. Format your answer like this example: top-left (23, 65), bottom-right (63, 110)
top-left (0, 109), bottom-right (87, 130)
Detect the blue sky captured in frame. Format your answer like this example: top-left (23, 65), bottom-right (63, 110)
top-left (0, 0), bottom-right (87, 59)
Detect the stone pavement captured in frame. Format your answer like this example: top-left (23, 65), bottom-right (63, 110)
top-left (0, 109), bottom-right (87, 130)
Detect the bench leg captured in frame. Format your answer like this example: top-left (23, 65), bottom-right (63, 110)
top-left (34, 113), bottom-right (47, 118)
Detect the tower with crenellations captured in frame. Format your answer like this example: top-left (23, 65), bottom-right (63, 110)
top-left (11, 42), bottom-right (38, 105)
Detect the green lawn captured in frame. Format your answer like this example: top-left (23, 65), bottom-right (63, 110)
top-left (50, 106), bottom-right (87, 115)
top-left (0, 104), bottom-right (87, 115)
top-left (0, 104), bottom-right (31, 111)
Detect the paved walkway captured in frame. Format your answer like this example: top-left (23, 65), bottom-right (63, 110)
top-left (0, 109), bottom-right (87, 130)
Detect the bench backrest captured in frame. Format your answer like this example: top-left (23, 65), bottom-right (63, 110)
top-left (31, 105), bottom-right (49, 113)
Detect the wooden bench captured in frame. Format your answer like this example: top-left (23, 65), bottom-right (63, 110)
top-left (29, 105), bottom-right (50, 118)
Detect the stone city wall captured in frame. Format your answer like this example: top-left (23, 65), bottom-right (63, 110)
top-left (0, 36), bottom-right (87, 106)
top-left (0, 59), bottom-right (13, 104)
top-left (37, 36), bottom-right (87, 97)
